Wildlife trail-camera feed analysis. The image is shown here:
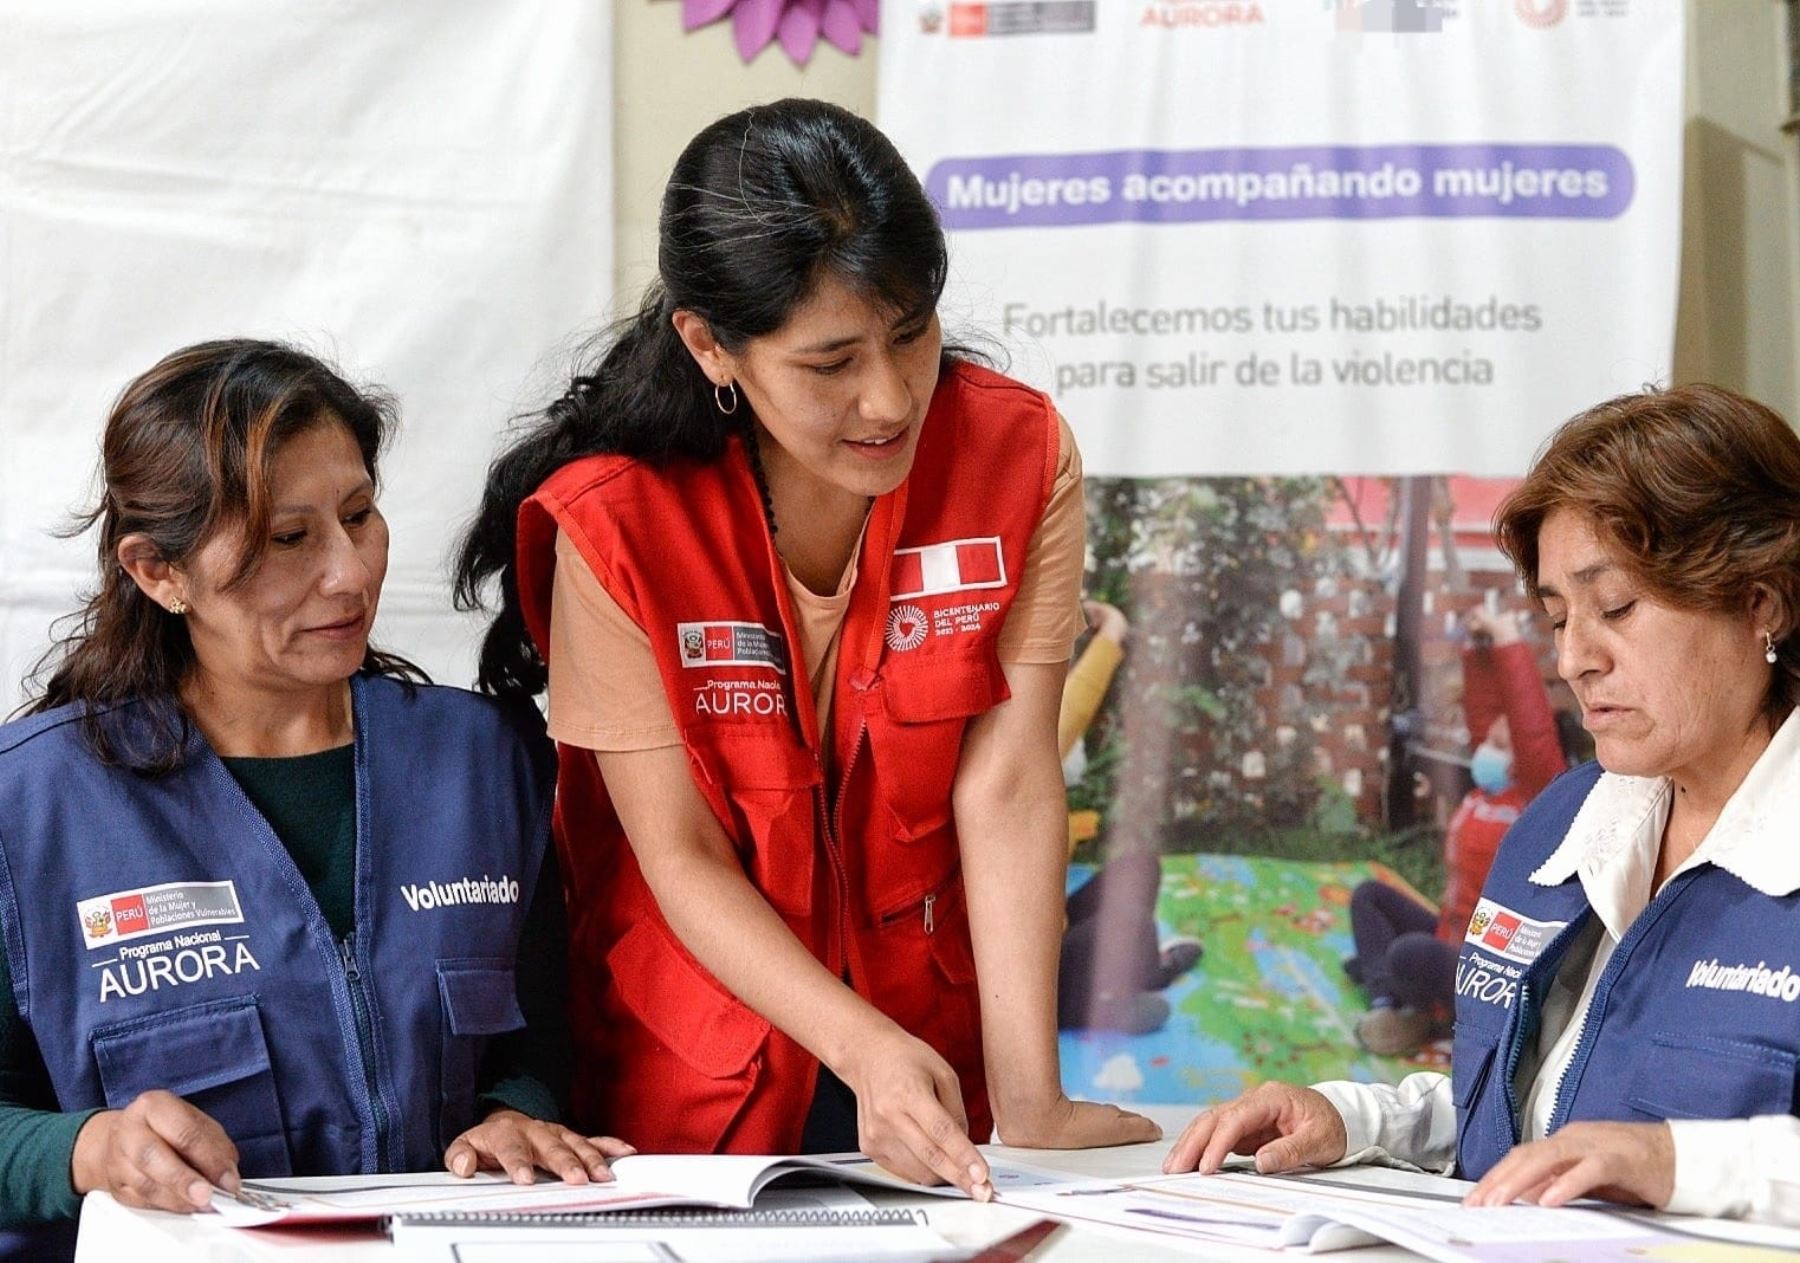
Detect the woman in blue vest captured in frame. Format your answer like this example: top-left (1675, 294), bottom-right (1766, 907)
top-left (1164, 383), bottom-right (1800, 1225)
top-left (0, 341), bottom-right (626, 1257)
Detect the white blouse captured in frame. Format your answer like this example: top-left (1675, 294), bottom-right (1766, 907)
top-left (1313, 708), bottom-right (1800, 1224)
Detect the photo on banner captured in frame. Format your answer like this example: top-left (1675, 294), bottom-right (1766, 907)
top-left (879, 0), bottom-right (1682, 1102)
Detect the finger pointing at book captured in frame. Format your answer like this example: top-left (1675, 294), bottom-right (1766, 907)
top-left (845, 1028), bottom-right (994, 1200)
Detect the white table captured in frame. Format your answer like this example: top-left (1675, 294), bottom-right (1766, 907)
top-left (72, 1104), bottom-right (1800, 1261)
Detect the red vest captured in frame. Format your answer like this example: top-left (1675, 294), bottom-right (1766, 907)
top-left (1436, 641), bottom-right (1564, 942)
top-left (515, 361), bottom-right (1058, 1152)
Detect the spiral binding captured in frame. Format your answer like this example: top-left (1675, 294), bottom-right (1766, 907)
top-left (390, 1207), bottom-right (926, 1229)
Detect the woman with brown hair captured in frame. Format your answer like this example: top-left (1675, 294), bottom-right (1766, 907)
top-left (0, 341), bottom-right (623, 1259)
top-left (1164, 382), bottom-right (1800, 1225)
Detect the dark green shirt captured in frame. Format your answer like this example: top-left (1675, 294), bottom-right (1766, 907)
top-left (0, 744), bottom-right (569, 1226)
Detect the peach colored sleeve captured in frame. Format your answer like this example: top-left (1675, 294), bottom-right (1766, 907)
top-left (996, 414), bottom-right (1087, 665)
top-left (545, 529), bottom-right (681, 751)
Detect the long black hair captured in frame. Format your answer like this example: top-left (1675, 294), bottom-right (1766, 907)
top-left (455, 98), bottom-right (952, 702)
top-left (25, 339), bottom-right (425, 774)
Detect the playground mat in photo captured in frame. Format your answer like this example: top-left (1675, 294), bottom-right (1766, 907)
top-left (1058, 854), bottom-right (1450, 1106)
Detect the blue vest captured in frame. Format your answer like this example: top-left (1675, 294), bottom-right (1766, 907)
top-left (0, 674), bottom-right (552, 1222)
top-left (1452, 761), bottom-right (1800, 1178)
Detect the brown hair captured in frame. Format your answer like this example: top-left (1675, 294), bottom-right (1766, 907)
top-left (1496, 382), bottom-right (1800, 731)
top-left (24, 339), bottom-right (425, 773)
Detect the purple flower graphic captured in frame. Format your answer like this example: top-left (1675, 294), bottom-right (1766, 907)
top-left (682, 0), bottom-right (878, 65)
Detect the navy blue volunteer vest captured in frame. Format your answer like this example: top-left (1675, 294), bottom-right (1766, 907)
top-left (1453, 762), bottom-right (1800, 1178)
top-left (0, 674), bottom-right (551, 1254)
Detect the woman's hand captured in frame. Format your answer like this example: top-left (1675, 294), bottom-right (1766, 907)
top-left (71, 1090), bottom-right (240, 1213)
top-left (445, 1109), bottom-right (637, 1186)
top-left (841, 1027), bottom-right (994, 1200)
top-left (1162, 1082), bottom-right (1348, 1175)
top-left (1464, 1121), bottom-right (1673, 1210)
top-left (996, 1093), bottom-right (1161, 1151)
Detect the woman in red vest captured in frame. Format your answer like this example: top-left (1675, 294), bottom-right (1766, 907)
top-left (455, 99), bottom-right (1156, 1195)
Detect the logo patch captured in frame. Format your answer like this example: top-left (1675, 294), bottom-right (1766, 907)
top-left (886, 604), bottom-right (929, 652)
top-left (76, 881), bottom-right (243, 950)
top-left (93, 928), bottom-right (261, 1004)
top-left (890, 537), bottom-right (1006, 600)
top-left (675, 621), bottom-right (788, 674)
top-left (1463, 897), bottom-right (1565, 966)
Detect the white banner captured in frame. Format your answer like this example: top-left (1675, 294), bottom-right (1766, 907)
top-left (0, 0), bottom-right (613, 711)
top-left (877, 0), bottom-right (1683, 478)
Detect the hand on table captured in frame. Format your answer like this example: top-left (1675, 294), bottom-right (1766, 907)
top-left (71, 1090), bottom-right (240, 1213)
top-left (1163, 1082), bottom-right (1348, 1175)
top-left (997, 1093), bottom-right (1161, 1151)
top-left (1464, 1120), bottom-right (1673, 1210)
top-left (842, 1027), bottom-right (995, 1200)
top-left (445, 1109), bottom-right (636, 1186)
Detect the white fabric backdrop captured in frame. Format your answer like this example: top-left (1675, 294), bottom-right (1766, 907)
top-left (0, 0), bottom-right (614, 712)
top-left (877, 1), bottom-right (1683, 478)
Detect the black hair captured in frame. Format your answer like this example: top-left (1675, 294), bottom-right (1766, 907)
top-left (455, 98), bottom-right (952, 701)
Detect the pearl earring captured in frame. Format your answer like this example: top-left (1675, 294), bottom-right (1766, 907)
top-left (167, 598), bottom-right (189, 616)
top-left (1766, 630), bottom-right (1779, 665)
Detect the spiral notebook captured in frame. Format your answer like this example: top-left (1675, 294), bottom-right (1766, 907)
top-left (386, 1200), bottom-right (956, 1262)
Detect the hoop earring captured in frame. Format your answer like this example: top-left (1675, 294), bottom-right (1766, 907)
top-left (714, 381), bottom-right (739, 416)
top-left (1766, 629), bottom-right (1780, 665)
top-left (167, 598), bottom-right (189, 616)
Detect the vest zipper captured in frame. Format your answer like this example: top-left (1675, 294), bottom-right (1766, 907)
top-left (823, 718), bottom-right (866, 987)
top-left (339, 934), bottom-right (392, 1171)
top-left (878, 872), bottom-right (960, 933)
top-left (1494, 911), bottom-right (1588, 1151)
top-left (1544, 876), bottom-right (1691, 1134)
top-left (1498, 980), bottom-right (1533, 1147)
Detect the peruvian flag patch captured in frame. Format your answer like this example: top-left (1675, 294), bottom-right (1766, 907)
top-left (890, 537), bottom-right (1007, 600)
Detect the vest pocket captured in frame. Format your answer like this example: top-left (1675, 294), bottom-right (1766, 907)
top-left (684, 731), bottom-right (818, 918)
top-left (91, 995), bottom-right (292, 1177)
top-left (607, 916), bottom-right (770, 1078)
top-left (605, 915), bottom-right (770, 1149)
top-left (1449, 1023), bottom-right (1501, 1178)
top-left (1449, 1023), bottom-right (1499, 1110)
top-left (435, 961), bottom-right (526, 1151)
top-left (1626, 1032), bottom-right (1798, 1122)
top-left (871, 653), bottom-right (1008, 841)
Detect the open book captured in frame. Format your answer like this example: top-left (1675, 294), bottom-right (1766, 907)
top-left (209, 1152), bottom-right (1065, 1228)
top-left (1002, 1170), bottom-right (1790, 1262)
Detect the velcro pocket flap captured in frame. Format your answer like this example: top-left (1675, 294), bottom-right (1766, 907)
top-left (606, 917), bottom-right (770, 1080)
top-left (437, 964), bottom-right (526, 1037)
top-left (1450, 1024), bottom-right (1500, 1109)
top-left (881, 654), bottom-right (1008, 725)
top-left (686, 727), bottom-right (820, 791)
top-left (93, 995), bottom-right (274, 1106)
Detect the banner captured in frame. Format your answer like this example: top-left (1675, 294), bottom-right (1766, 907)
top-left (880, 1), bottom-right (1682, 1101)
top-left (880, 0), bottom-right (1680, 478)
top-left (0, 0), bottom-right (614, 710)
